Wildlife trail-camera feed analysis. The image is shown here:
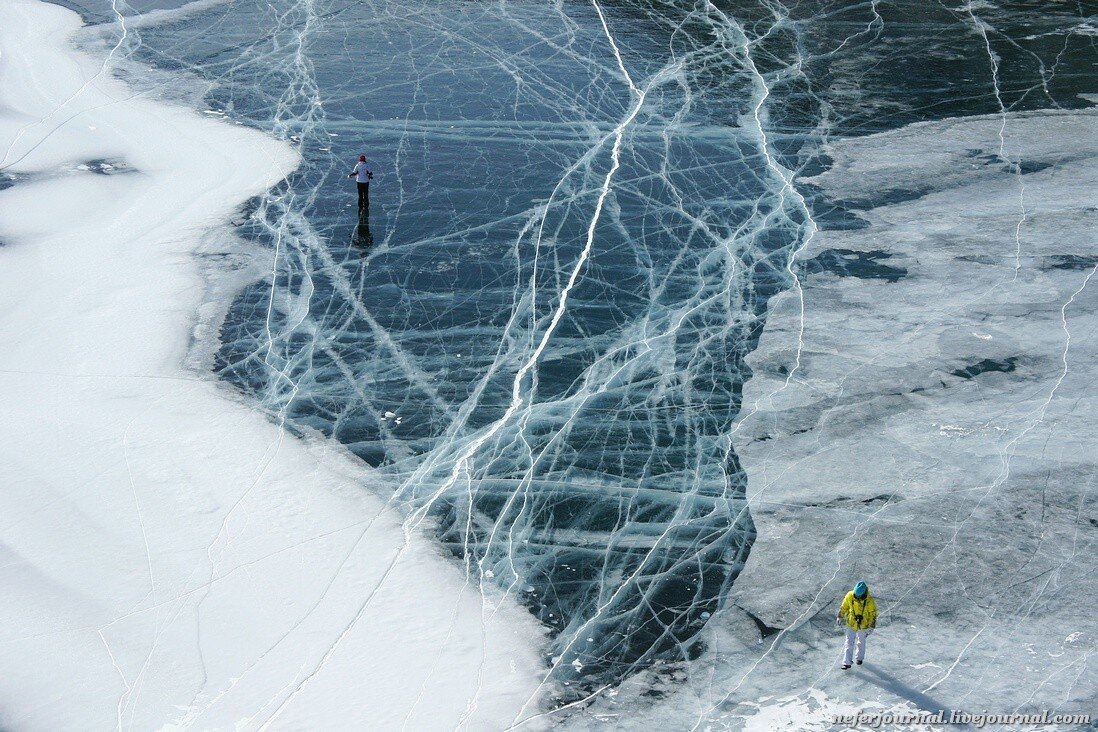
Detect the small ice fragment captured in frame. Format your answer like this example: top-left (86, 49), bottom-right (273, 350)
top-left (383, 411), bottom-right (396, 418)
top-left (973, 332), bottom-right (993, 340)
top-left (700, 611), bottom-right (711, 619)
top-left (484, 570), bottom-right (494, 578)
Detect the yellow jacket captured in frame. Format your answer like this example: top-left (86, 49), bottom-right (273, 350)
top-left (838, 591), bottom-right (877, 630)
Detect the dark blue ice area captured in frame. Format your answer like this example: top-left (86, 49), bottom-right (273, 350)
top-left (64, 0), bottom-right (1097, 698)
top-left (209, 5), bottom-right (785, 689)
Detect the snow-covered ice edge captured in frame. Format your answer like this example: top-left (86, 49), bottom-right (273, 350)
top-left (0, 1), bottom-right (546, 729)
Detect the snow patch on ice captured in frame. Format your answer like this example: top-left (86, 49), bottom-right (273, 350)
top-left (740, 690), bottom-right (868, 732)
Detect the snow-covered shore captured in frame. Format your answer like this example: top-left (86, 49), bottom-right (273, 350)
top-left (0, 1), bottom-right (545, 729)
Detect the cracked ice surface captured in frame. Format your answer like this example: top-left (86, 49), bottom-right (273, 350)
top-left (576, 110), bottom-right (1098, 728)
top-left (33, 0), bottom-right (1098, 724)
top-left (155, 2), bottom-right (1094, 709)
top-left (188, 1), bottom-right (811, 693)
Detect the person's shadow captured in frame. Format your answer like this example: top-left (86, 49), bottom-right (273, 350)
top-left (857, 662), bottom-right (963, 725)
top-left (352, 210), bottom-right (374, 253)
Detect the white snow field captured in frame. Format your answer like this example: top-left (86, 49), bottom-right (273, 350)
top-left (0, 1), bottom-right (546, 729)
top-left (576, 110), bottom-right (1098, 729)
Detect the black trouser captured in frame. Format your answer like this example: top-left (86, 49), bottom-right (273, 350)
top-left (357, 182), bottom-right (369, 210)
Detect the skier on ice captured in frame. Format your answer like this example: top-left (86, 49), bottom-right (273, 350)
top-left (836, 581), bottom-right (877, 669)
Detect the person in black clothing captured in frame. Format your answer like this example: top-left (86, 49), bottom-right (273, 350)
top-left (349, 154), bottom-right (373, 211)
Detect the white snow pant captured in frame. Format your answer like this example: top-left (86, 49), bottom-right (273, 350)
top-left (843, 629), bottom-right (868, 666)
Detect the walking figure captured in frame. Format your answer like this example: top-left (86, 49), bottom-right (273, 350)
top-left (349, 154), bottom-right (373, 211)
top-left (836, 581), bottom-right (877, 669)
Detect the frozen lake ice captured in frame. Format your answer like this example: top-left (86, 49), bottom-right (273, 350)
top-left (2, 0), bottom-right (1096, 728)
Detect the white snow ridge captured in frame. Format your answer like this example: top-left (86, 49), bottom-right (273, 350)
top-left (0, 1), bottom-right (545, 729)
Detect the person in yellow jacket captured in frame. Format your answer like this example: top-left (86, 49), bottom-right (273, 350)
top-left (836, 581), bottom-right (877, 669)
